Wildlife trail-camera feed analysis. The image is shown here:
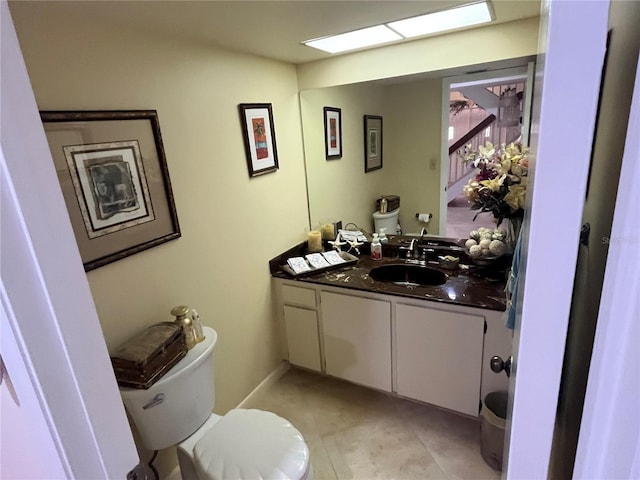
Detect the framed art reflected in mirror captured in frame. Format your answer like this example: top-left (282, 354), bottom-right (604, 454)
top-left (323, 106), bottom-right (342, 160)
top-left (364, 114), bottom-right (383, 172)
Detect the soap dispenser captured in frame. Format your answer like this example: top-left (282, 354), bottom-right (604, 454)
top-left (190, 308), bottom-right (205, 344)
top-left (171, 305), bottom-right (197, 349)
top-left (371, 233), bottom-right (383, 261)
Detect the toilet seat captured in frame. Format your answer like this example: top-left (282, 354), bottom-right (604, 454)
top-left (194, 409), bottom-right (309, 480)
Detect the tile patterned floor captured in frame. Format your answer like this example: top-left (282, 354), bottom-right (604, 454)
top-left (243, 367), bottom-right (501, 480)
top-left (446, 196), bottom-right (496, 240)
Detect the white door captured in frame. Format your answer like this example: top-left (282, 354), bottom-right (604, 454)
top-left (1, 3), bottom-right (140, 478)
top-left (440, 65), bottom-right (531, 215)
top-left (1, 298), bottom-right (68, 479)
top-left (504, 1), bottom-right (610, 478)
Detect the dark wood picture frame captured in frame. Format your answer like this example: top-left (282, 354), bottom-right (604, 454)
top-left (238, 103), bottom-right (279, 177)
top-left (364, 114), bottom-right (383, 172)
top-left (323, 106), bottom-right (342, 160)
top-left (40, 110), bottom-right (181, 271)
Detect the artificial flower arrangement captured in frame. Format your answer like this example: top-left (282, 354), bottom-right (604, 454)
top-left (462, 141), bottom-right (529, 225)
top-left (462, 141), bottom-right (529, 255)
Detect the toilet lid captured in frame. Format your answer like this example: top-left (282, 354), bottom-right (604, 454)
top-left (194, 409), bottom-right (309, 480)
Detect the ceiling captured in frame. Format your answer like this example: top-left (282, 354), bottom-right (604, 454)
top-left (9, 0), bottom-right (541, 64)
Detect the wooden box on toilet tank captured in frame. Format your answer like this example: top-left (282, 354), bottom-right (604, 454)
top-left (110, 322), bottom-right (187, 389)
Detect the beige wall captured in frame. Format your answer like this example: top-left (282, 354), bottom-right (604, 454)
top-left (300, 83), bottom-right (388, 231)
top-left (297, 17), bottom-right (540, 90)
top-left (9, 6), bottom-right (309, 419)
top-left (384, 79), bottom-right (443, 235)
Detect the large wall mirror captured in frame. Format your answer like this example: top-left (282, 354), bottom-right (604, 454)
top-left (299, 57), bottom-right (534, 239)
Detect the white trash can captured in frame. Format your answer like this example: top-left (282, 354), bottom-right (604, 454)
top-left (480, 391), bottom-right (508, 471)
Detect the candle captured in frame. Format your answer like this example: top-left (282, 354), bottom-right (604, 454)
top-left (307, 230), bottom-right (322, 252)
top-left (321, 223), bottom-right (335, 240)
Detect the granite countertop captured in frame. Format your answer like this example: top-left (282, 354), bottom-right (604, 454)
top-left (270, 236), bottom-right (509, 312)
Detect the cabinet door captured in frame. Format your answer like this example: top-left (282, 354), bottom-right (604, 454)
top-left (321, 291), bottom-right (391, 392)
top-left (396, 304), bottom-right (484, 416)
top-left (284, 306), bottom-right (321, 371)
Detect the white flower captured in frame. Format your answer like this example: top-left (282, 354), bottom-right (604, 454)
top-left (478, 141), bottom-right (495, 159)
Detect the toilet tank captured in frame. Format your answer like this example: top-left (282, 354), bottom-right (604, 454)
top-left (119, 326), bottom-right (218, 450)
top-left (373, 207), bottom-right (400, 235)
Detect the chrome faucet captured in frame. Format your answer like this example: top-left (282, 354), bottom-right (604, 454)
top-left (415, 228), bottom-right (431, 263)
top-left (399, 238), bottom-right (417, 260)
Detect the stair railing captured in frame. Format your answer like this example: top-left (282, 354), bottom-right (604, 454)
top-left (448, 114), bottom-right (496, 186)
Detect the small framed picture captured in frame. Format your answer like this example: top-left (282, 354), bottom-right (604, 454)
top-left (40, 110), bottom-right (181, 271)
top-left (238, 103), bottom-right (279, 177)
top-left (364, 114), bottom-right (383, 172)
top-left (323, 107), bottom-right (342, 160)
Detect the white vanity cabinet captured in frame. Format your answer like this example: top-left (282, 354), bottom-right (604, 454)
top-left (320, 291), bottom-right (392, 392)
top-left (279, 283), bottom-right (322, 372)
top-left (273, 278), bottom-right (511, 417)
top-left (395, 303), bottom-right (484, 416)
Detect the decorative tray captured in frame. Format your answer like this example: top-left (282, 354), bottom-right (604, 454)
top-left (281, 251), bottom-right (359, 278)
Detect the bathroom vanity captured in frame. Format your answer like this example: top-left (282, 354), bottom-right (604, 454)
top-left (270, 238), bottom-right (512, 418)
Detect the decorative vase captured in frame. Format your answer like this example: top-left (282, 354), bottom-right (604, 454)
top-left (503, 217), bottom-right (523, 250)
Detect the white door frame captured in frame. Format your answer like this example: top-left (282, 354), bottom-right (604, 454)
top-left (572, 52), bottom-right (640, 480)
top-left (439, 65), bottom-right (531, 234)
top-left (504, 1), bottom-right (610, 478)
top-left (1, 2), bottom-right (139, 477)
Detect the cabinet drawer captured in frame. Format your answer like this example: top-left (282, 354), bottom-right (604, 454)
top-left (281, 284), bottom-right (316, 308)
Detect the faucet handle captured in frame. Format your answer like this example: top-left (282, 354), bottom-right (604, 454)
top-left (420, 247), bottom-right (435, 261)
top-left (398, 243), bottom-right (412, 259)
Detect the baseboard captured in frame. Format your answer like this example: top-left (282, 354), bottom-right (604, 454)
top-left (164, 466), bottom-right (182, 480)
top-left (236, 361), bottom-right (290, 409)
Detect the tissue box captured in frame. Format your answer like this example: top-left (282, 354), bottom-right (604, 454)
top-left (110, 322), bottom-right (187, 389)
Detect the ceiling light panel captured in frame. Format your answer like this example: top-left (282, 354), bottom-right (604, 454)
top-left (388, 2), bottom-right (493, 38)
top-left (304, 25), bottom-right (402, 54)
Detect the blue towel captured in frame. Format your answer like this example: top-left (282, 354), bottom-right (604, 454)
top-left (505, 228), bottom-right (523, 330)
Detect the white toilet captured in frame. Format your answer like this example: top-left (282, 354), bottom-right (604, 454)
top-left (372, 207), bottom-right (400, 235)
top-left (119, 327), bottom-right (311, 480)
